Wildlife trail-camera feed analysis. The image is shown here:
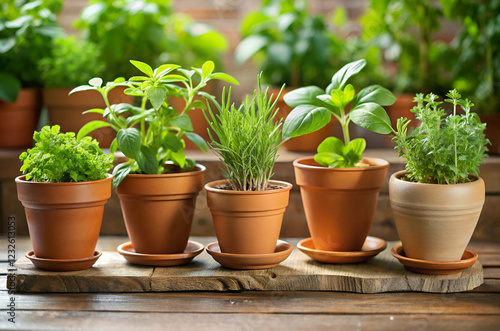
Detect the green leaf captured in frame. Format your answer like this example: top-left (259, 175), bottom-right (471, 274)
top-left (350, 103), bottom-right (393, 134)
top-left (130, 60), bottom-right (153, 77)
top-left (314, 153), bottom-right (343, 168)
top-left (209, 73), bottom-right (239, 85)
top-left (148, 85), bottom-right (167, 110)
top-left (202, 61), bottom-right (215, 78)
top-left (185, 132), bottom-right (207, 152)
top-left (317, 137), bottom-right (345, 155)
top-left (284, 86), bottom-right (324, 107)
top-left (117, 128), bottom-right (141, 159)
top-left (0, 73), bottom-right (20, 102)
top-left (345, 138), bottom-right (366, 156)
top-left (137, 146), bottom-right (158, 174)
top-left (342, 84), bottom-right (355, 106)
top-left (77, 120), bottom-right (111, 140)
top-left (283, 105), bottom-right (330, 139)
top-left (352, 85), bottom-right (396, 109)
top-left (191, 100), bottom-right (206, 110)
top-left (170, 148), bottom-right (186, 168)
top-left (154, 64), bottom-right (180, 78)
top-left (159, 74), bottom-right (188, 83)
top-left (69, 85), bottom-right (96, 95)
top-left (327, 59), bottom-right (366, 93)
top-left (0, 38), bottom-right (16, 53)
top-left (267, 43), bottom-right (292, 65)
top-left (320, 92), bottom-right (343, 110)
top-left (171, 114), bottom-right (193, 131)
top-left (110, 138), bottom-right (118, 154)
top-left (112, 163), bottom-right (131, 188)
top-left (82, 108), bottom-right (105, 115)
top-left (234, 35), bottom-right (268, 64)
top-left (163, 132), bottom-right (183, 151)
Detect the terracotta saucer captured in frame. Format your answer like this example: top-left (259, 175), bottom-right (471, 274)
top-left (26, 250), bottom-right (102, 271)
top-left (117, 241), bottom-right (204, 266)
top-left (206, 240), bottom-right (293, 270)
top-left (297, 236), bottom-right (387, 264)
top-left (390, 243), bottom-right (478, 275)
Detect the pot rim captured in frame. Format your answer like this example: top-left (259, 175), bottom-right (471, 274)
top-left (390, 170), bottom-right (481, 186)
top-left (15, 174), bottom-right (112, 186)
top-left (293, 156), bottom-right (389, 172)
top-left (120, 163), bottom-right (206, 179)
top-left (205, 179), bottom-right (292, 195)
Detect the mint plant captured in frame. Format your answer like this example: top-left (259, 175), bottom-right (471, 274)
top-left (19, 125), bottom-right (113, 183)
top-left (283, 59), bottom-right (396, 167)
top-left (392, 90), bottom-right (489, 184)
top-left (204, 74), bottom-right (284, 191)
top-left (71, 60), bottom-right (238, 187)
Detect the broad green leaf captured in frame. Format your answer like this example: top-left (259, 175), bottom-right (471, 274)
top-left (350, 102), bottom-right (393, 134)
top-left (170, 147), bottom-right (186, 168)
top-left (0, 72), bottom-right (20, 102)
top-left (171, 114), bottom-right (193, 131)
top-left (325, 91), bottom-right (344, 109)
top-left (82, 108), bottom-right (105, 115)
top-left (137, 145), bottom-right (158, 174)
top-left (267, 43), bottom-right (292, 65)
top-left (202, 61), bottom-right (215, 78)
top-left (89, 77), bottom-right (102, 87)
top-left (277, 12), bottom-right (297, 32)
top-left (110, 138), bottom-right (118, 154)
top-left (112, 162), bottom-right (131, 188)
top-left (128, 76), bottom-right (148, 82)
top-left (234, 35), bottom-right (268, 64)
top-left (148, 85), bottom-right (167, 110)
top-left (163, 132), bottom-right (183, 151)
top-left (284, 86), bottom-right (324, 107)
top-left (317, 137), bottom-right (345, 155)
top-left (209, 73), bottom-right (239, 85)
top-left (327, 59), bottom-right (366, 93)
top-left (185, 132), bottom-right (208, 152)
top-left (77, 120), bottom-right (111, 140)
top-left (240, 12), bottom-right (268, 36)
top-left (159, 74), bottom-right (188, 83)
top-left (345, 138), bottom-right (366, 156)
top-left (113, 77), bottom-right (126, 84)
top-left (314, 153), bottom-right (343, 168)
top-left (352, 85), bottom-right (396, 109)
top-left (283, 105), bottom-right (330, 139)
top-left (342, 84), bottom-right (355, 106)
top-left (130, 60), bottom-right (153, 77)
top-left (117, 128), bottom-right (141, 159)
top-left (69, 85), bottom-right (96, 95)
top-left (154, 64), bottom-right (180, 78)
top-left (191, 100), bottom-right (206, 110)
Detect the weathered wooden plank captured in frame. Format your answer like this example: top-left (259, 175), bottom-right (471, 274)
top-left (478, 254), bottom-right (500, 267)
top-left (13, 240), bottom-right (484, 294)
top-left (483, 268), bottom-right (500, 279)
top-left (1, 311), bottom-right (499, 331)
top-left (2, 291), bottom-right (499, 315)
top-left (471, 279), bottom-right (500, 293)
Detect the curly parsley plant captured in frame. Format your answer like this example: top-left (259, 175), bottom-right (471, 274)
top-left (20, 125), bottom-right (113, 182)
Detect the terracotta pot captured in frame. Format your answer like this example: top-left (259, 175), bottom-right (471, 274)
top-left (43, 87), bottom-right (133, 147)
top-left (273, 87), bottom-right (335, 152)
top-left (115, 165), bottom-right (205, 254)
top-left (293, 156), bottom-right (389, 251)
top-left (384, 94), bottom-right (417, 148)
top-left (0, 89), bottom-right (41, 148)
top-left (15, 175), bottom-right (112, 260)
top-left (205, 179), bottom-right (292, 254)
top-left (481, 113), bottom-right (500, 155)
top-left (389, 171), bottom-right (485, 262)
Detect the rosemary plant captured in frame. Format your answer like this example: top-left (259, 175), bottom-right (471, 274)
top-left (204, 75), bottom-right (284, 191)
top-left (392, 89), bottom-right (489, 184)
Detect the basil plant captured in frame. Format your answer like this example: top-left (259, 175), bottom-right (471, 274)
top-left (282, 59), bottom-right (396, 168)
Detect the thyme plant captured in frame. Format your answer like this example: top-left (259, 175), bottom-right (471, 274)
top-left (392, 90), bottom-right (489, 184)
top-left (204, 75), bottom-right (284, 191)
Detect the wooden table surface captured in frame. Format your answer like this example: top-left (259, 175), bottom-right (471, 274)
top-left (1, 236), bottom-right (499, 330)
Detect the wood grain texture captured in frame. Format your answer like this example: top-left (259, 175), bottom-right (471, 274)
top-left (1, 311), bottom-right (499, 331)
top-left (12, 239), bottom-right (484, 294)
top-left (2, 291), bottom-right (499, 314)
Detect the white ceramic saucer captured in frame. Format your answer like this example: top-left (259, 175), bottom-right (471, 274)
top-left (117, 241), bottom-right (204, 266)
top-left (390, 243), bottom-right (478, 275)
top-left (206, 240), bottom-right (293, 270)
top-left (26, 250), bottom-right (102, 271)
top-left (297, 236), bottom-right (387, 264)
